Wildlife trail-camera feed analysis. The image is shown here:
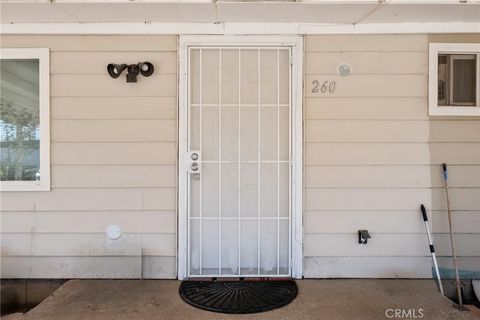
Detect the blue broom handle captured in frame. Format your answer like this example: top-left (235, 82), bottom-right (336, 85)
top-left (442, 163), bottom-right (448, 181)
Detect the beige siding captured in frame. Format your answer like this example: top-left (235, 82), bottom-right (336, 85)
top-left (0, 35), bottom-right (178, 279)
top-left (304, 74), bottom-right (426, 98)
top-left (305, 257), bottom-right (431, 278)
top-left (305, 34), bottom-right (427, 52)
top-left (428, 34), bottom-right (480, 44)
top-left (429, 123), bottom-right (480, 275)
top-left (305, 98), bottom-right (428, 120)
top-left (305, 120), bottom-right (430, 142)
top-left (305, 234), bottom-right (480, 257)
top-left (51, 97), bottom-right (177, 120)
top-left (305, 166), bottom-right (431, 188)
top-left (304, 33), bottom-right (480, 278)
top-left (51, 120), bottom-right (176, 142)
top-left (306, 143), bottom-right (430, 165)
top-left (1, 211), bottom-right (176, 233)
top-left (427, 33), bottom-right (480, 278)
top-left (305, 52), bottom-right (427, 75)
top-left (50, 51), bottom-right (177, 75)
top-left (52, 142), bottom-right (177, 165)
top-left (0, 35), bottom-right (177, 51)
top-left (429, 143), bottom-right (480, 165)
top-left (305, 189), bottom-right (431, 211)
top-left (1, 233), bottom-right (176, 256)
top-left (306, 211), bottom-right (480, 234)
top-left (0, 256), bottom-right (176, 278)
top-left (304, 34), bottom-right (432, 277)
top-left (51, 74), bottom-right (176, 97)
top-left (51, 165), bottom-right (176, 188)
top-left (1, 33), bottom-right (479, 280)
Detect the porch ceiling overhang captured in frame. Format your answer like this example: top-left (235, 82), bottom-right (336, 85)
top-left (0, 0), bottom-right (479, 34)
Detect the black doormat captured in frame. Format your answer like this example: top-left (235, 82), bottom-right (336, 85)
top-left (179, 280), bottom-right (298, 314)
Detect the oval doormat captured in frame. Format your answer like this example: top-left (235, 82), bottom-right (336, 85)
top-left (179, 280), bottom-right (298, 314)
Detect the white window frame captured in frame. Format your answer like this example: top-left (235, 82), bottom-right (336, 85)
top-left (429, 43), bottom-right (480, 116)
top-left (0, 48), bottom-right (50, 191)
top-left (177, 35), bottom-right (304, 280)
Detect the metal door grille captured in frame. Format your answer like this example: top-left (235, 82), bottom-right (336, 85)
top-left (187, 47), bottom-right (292, 277)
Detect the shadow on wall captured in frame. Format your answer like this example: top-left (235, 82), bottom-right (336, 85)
top-left (428, 120), bottom-right (480, 280)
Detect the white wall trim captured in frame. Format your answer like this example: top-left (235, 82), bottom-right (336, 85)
top-left (0, 48), bottom-right (51, 192)
top-left (177, 35), bottom-right (304, 280)
top-left (2, 0), bottom-right (473, 4)
top-left (291, 36), bottom-right (304, 279)
top-left (177, 38), bottom-right (188, 280)
top-left (1, 22), bottom-right (479, 35)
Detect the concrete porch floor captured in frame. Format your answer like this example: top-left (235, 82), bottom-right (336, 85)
top-left (13, 279), bottom-right (480, 320)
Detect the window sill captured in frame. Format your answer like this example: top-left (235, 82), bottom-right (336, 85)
top-left (0, 181), bottom-right (51, 192)
top-left (429, 106), bottom-right (480, 117)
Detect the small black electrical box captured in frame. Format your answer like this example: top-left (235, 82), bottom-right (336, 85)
top-left (358, 230), bottom-right (371, 244)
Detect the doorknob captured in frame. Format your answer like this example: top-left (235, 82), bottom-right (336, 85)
top-left (191, 162), bottom-right (199, 171)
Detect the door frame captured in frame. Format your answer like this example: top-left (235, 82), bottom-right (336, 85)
top-left (177, 35), bottom-right (303, 280)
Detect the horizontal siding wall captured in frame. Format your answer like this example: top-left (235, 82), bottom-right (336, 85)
top-left (304, 33), bottom-right (480, 279)
top-left (427, 34), bottom-right (480, 279)
top-left (304, 34), bottom-right (433, 278)
top-left (0, 35), bottom-right (178, 279)
top-left (430, 151), bottom-right (480, 276)
top-left (1, 33), bottom-right (478, 280)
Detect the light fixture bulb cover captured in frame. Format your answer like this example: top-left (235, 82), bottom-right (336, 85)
top-left (139, 62), bottom-right (154, 77)
top-left (107, 63), bottom-right (127, 79)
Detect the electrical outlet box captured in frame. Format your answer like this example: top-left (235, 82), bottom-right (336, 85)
top-left (358, 230), bottom-right (371, 244)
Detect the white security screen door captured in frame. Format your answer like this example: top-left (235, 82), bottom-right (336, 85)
top-left (185, 47), bottom-right (292, 277)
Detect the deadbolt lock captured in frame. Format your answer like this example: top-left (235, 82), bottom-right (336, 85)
top-left (191, 153), bottom-right (199, 161)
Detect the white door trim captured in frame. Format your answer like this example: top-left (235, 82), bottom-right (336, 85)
top-left (177, 35), bottom-right (303, 280)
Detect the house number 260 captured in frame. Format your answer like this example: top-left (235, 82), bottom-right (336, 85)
top-left (312, 80), bottom-right (336, 93)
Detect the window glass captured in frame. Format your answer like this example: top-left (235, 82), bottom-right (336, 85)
top-left (0, 59), bottom-right (40, 182)
top-left (452, 56), bottom-right (476, 105)
top-left (437, 54), bottom-right (477, 107)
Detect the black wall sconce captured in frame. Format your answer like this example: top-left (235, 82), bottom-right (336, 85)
top-left (107, 62), bottom-right (154, 83)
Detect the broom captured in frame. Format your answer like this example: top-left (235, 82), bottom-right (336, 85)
top-left (442, 163), bottom-right (464, 309)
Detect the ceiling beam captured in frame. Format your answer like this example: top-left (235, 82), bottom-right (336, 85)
top-left (1, 21), bottom-right (479, 34)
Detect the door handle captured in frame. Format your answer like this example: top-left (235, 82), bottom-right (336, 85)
top-left (191, 162), bottom-right (199, 171)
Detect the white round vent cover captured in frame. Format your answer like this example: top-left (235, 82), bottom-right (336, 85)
top-left (106, 224), bottom-right (122, 240)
